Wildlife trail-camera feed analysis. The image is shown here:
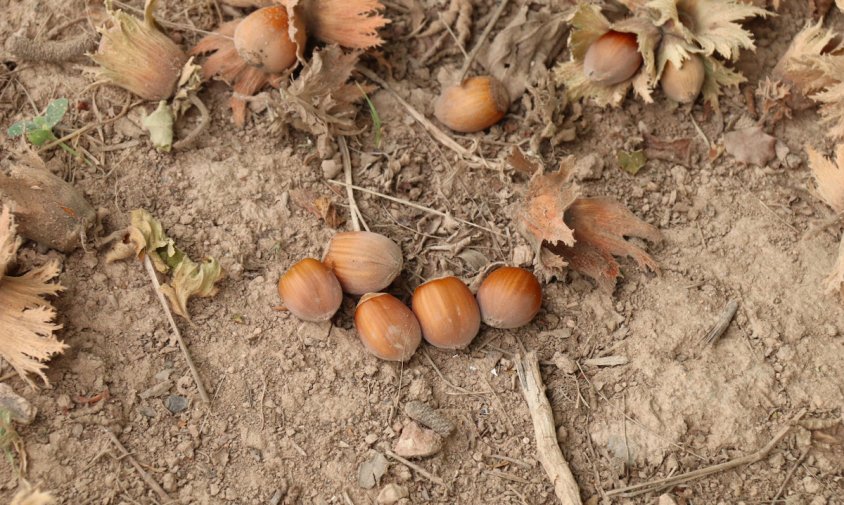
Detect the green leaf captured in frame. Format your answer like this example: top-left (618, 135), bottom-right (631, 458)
top-left (25, 128), bottom-right (57, 147)
top-left (43, 98), bottom-right (69, 127)
top-left (618, 150), bottom-right (647, 175)
top-left (7, 121), bottom-right (27, 138)
top-left (356, 83), bottom-right (382, 148)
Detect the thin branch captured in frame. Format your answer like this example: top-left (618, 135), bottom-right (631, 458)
top-left (144, 255), bottom-right (210, 403)
top-left (103, 428), bottom-right (172, 504)
top-left (770, 449), bottom-right (810, 504)
top-left (515, 351), bottom-right (583, 505)
top-left (354, 65), bottom-right (483, 165)
top-left (385, 450), bottom-right (448, 488)
top-left (338, 136), bottom-right (367, 232)
top-left (327, 179), bottom-right (501, 236)
top-left (173, 94), bottom-right (210, 151)
top-left (604, 409), bottom-right (808, 498)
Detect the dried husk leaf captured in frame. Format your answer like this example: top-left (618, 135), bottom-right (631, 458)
top-left (806, 144), bottom-right (844, 213)
top-left (92, 0), bottom-right (187, 101)
top-left (701, 55), bottom-right (745, 111)
top-left (0, 207), bottom-right (67, 388)
top-left (825, 235), bottom-right (844, 301)
top-left (555, 4), bottom-right (659, 106)
top-left (806, 145), bottom-right (844, 301)
top-left (190, 19), bottom-right (283, 126)
top-left (515, 158), bottom-right (579, 280)
top-left (549, 197), bottom-right (662, 292)
top-left (773, 20), bottom-right (841, 95)
top-left (649, 0), bottom-right (770, 60)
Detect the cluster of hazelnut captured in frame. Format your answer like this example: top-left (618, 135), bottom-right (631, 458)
top-left (277, 231), bottom-right (542, 362)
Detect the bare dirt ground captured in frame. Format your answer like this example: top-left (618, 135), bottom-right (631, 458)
top-left (1, 0), bottom-right (844, 503)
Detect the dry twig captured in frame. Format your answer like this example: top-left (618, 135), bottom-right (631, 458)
top-left (144, 255), bottom-right (210, 403)
top-left (515, 351), bottom-right (582, 505)
top-left (605, 409), bottom-right (808, 497)
top-left (385, 450), bottom-right (448, 488)
top-left (7, 32), bottom-right (97, 63)
top-left (103, 428), bottom-right (172, 504)
top-left (327, 179), bottom-right (499, 235)
top-left (338, 136), bottom-right (369, 232)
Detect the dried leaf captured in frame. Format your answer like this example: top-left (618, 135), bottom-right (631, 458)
top-left (290, 189), bottom-right (346, 227)
top-left (0, 206), bottom-right (67, 387)
top-left (723, 126), bottom-right (776, 166)
top-left (477, 7), bottom-right (568, 100)
top-left (806, 144), bottom-right (844, 212)
top-left (643, 133), bottom-right (692, 165)
top-left (159, 257), bottom-right (224, 321)
top-left (516, 159), bottom-right (579, 279)
top-left (507, 146), bottom-right (542, 175)
top-left (0, 383), bottom-right (36, 424)
top-left (357, 451), bottom-right (388, 489)
top-left (650, 0), bottom-right (769, 60)
top-left (107, 209), bottom-right (224, 320)
top-left (549, 198), bottom-right (662, 292)
top-left (756, 77), bottom-right (792, 127)
top-left (273, 45), bottom-right (367, 136)
top-left (618, 150), bottom-right (647, 175)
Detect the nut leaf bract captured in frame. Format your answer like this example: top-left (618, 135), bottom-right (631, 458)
top-left (807, 145), bottom-right (844, 302)
top-left (0, 206), bottom-right (67, 387)
top-left (516, 159), bottom-right (578, 280)
top-left (550, 198), bottom-right (662, 292)
top-left (516, 157), bottom-right (661, 290)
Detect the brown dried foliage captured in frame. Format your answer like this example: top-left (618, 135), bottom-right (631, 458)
top-left (190, 20), bottom-right (283, 127)
top-left (273, 45), bottom-right (370, 136)
top-left (807, 145), bottom-right (844, 301)
top-left (516, 159), bottom-right (661, 290)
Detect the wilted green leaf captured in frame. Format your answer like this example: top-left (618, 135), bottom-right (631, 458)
top-left (108, 209), bottom-right (224, 320)
top-left (618, 150), bottom-right (647, 175)
top-left (142, 101), bottom-right (174, 152)
top-left (160, 257), bottom-right (224, 321)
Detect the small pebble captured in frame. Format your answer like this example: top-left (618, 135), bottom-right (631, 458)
top-left (164, 395), bottom-right (189, 414)
top-left (393, 422), bottom-right (442, 458)
top-left (377, 483), bottom-right (408, 505)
